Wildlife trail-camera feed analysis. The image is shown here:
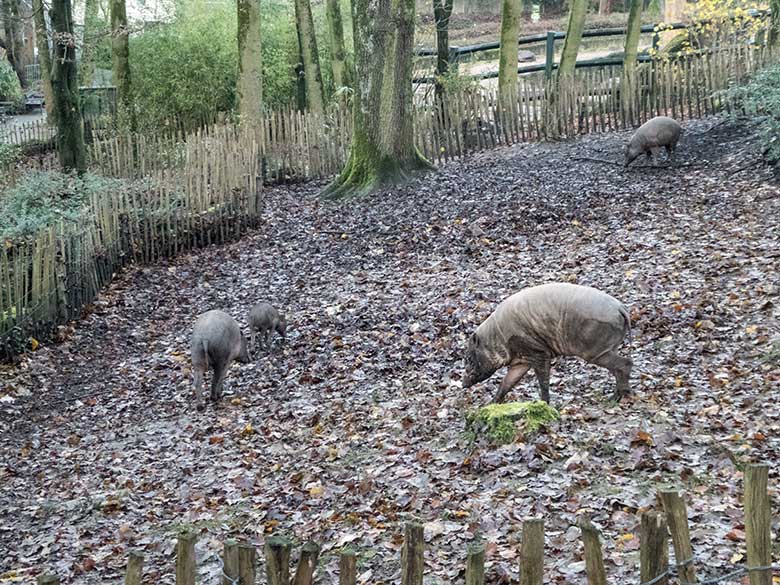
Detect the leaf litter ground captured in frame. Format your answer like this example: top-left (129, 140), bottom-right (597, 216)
top-left (1, 119), bottom-right (779, 584)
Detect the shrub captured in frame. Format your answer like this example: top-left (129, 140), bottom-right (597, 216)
top-left (727, 64), bottom-right (780, 164)
top-left (0, 56), bottom-right (23, 108)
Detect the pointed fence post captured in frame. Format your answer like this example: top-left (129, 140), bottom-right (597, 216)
top-left (640, 511), bottom-right (669, 585)
top-left (659, 490), bottom-right (697, 584)
top-left (238, 542), bottom-right (257, 585)
top-left (223, 539), bottom-right (239, 585)
top-left (176, 530), bottom-right (197, 585)
top-left (466, 541), bottom-right (486, 585)
top-left (265, 535), bottom-right (292, 585)
top-left (578, 516), bottom-right (606, 585)
top-left (124, 550), bottom-right (144, 585)
top-left (293, 541), bottom-right (321, 585)
top-left (339, 549), bottom-right (357, 585)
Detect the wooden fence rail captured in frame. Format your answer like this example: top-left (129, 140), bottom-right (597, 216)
top-left (30, 463), bottom-right (777, 585)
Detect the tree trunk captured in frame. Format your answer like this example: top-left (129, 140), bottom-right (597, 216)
top-left (110, 0), bottom-right (134, 129)
top-left (598, 0), bottom-right (611, 15)
top-left (433, 0), bottom-right (454, 101)
top-left (294, 0), bottom-right (324, 115)
top-left (32, 0), bottom-right (55, 121)
top-left (237, 0), bottom-right (262, 125)
top-left (50, 0), bottom-right (86, 173)
top-left (557, 0), bottom-right (588, 79)
top-left (322, 0), bottom-right (433, 199)
top-left (326, 0), bottom-right (350, 91)
top-left (79, 0), bottom-right (101, 87)
top-left (497, 0), bottom-right (521, 111)
top-left (621, 0), bottom-right (642, 120)
top-left (2, 0), bottom-right (26, 86)
top-left (769, 0), bottom-right (779, 49)
top-left (661, 0), bottom-right (683, 43)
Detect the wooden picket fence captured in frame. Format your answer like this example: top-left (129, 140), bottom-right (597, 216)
top-left (0, 127), bottom-right (262, 358)
top-left (30, 463), bottom-right (778, 585)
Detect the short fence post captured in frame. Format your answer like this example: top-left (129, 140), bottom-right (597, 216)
top-left (36, 575), bottom-right (59, 585)
top-left (293, 541), bottom-right (321, 585)
top-left (744, 464), bottom-right (771, 585)
top-left (238, 542), bottom-right (257, 585)
top-left (124, 550), bottom-right (144, 585)
top-left (223, 539), bottom-right (239, 585)
top-left (466, 541), bottom-right (486, 585)
top-left (545, 32), bottom-right (556, 80)
top-left (520, 518), bottom-right (544, 585)
top-left (659, 490), bottom-right (697, 584)
top-left (175, 530), bottom-right (197, 585)
top-left (578, 516), bottom-right (606, 585)
top-left (339, 549), bottom-right (357, 585)
top-left (640, 511), bottom-right (669, 585)
top-left (265, 535), bottom-right (292, 585)
top-left (401, 522), bottom-right (424, 585)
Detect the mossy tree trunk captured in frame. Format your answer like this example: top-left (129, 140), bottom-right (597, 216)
top-left (557, 0), bottom-right (588, 80)
top-left (50, 0), bottom-right (86, 173)
top-left (322, 0), bottom-right (433, 199)
top-left (32, 0), bottom-right (55, 121)
top-left (433, 0), bottom-right (454, 102)
top-left (2, 0), bottom-right (26, 86)
top-left (294, 0), bottom-right (325, 115)
top-left (497, 0), bottom-right (520, 112)
top-left (769, 0), bottom-right (779, 49)
top-left (79, 0), bottom-right (101, 87)
top-left (621, 0), bottom-right (643, 120)
top-left (237, 0), bottom-right (263, 125)
top-left (326, 0), bottom-right (351, 91)
top-left (110, 0), bottom-right (134, 130)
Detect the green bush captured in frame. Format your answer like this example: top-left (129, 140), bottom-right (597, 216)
top-left (0, 172), bottom-right (155, 239)
top-left (0, 57), bottom-right (23, 107)
top-left (727, 64), bottom-right (780, 164)
top-left (0, 144), bottom-right (21, 168)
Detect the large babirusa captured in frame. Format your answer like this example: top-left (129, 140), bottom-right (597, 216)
top-left (462, 283), bottom-right (632, 403)
top-left (190, 310), bottom-right (251, 410)
top-left (625, 116), bottom-right (682, 167)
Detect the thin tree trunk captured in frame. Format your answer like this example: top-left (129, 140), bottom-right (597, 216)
top-left (294, 0), bottom-right (324, 115)
top-left (110, 0), bottom-right (134, 129)
top-left (79, 0), bottom-right (101, 86)
top-left (323, 0), bottom-right (433, 198)
top-left (32, 0), bottom-right (55, 121)
top-left (237, 0), bottom-right (262, 124)
top-left (621, 0), bottom-right (642, 119)
top-left (769, 0), bottom-right (779, 49)
top-left (326, 0), bottom-right (350, 91)
top-left (497, 0), bottom-right (521, 110)
top-left (433, 0), bottom-right (454, 101)
top-left (50, 0), bottom-right (86, 173)
top-left (557, 0), bottom-right (588, 79)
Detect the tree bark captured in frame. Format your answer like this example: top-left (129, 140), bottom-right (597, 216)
top-left (50, 0), bottom-right (86, 173)
top-left (237, 0), bottom-right (263, 125)
top-left (557, 0), bottom-right (588, 79)
top-left (433, 0), bottom-right (454, 101)
top-left (32, 0), bottom-right (55, 121)
top-left (598, 0), bottom-right (611, 15)
top-left (497, 0), bottom-right (521, 111)
top-left (621, 0), bottom-right (643, 121)
top-left (323, 0), bottom-right (433, 198)
top-left (769, 0), bottom-right (779, 48)
top-left (2, 0), bottom-right (26, 86)
top-left (79, 0), bottom-right (101, 86)
top-left (294, 0), bottom-right (324, 115)
top-left (326, 0), bottom-right (350, 91)
top-left (110, 0), bottom-right (134, 129)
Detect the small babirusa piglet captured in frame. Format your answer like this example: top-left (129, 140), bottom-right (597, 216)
top-left (625, 116), bottom-right (682, 167)
top-left (191, 310), bottom-right (250, 410)
top-left (248, 302), bottom-right (287, 351)
top-left (462, 283), bottom-right (632, 404)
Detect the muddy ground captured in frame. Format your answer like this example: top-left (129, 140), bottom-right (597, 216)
top-left (1, 119), bottom-right (779, 584)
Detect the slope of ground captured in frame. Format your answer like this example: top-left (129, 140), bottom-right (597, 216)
top-left (1, 119), bottom-right (779, 584)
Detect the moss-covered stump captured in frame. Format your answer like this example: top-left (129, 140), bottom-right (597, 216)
top-left (466, 401), bottom-right (560, 445)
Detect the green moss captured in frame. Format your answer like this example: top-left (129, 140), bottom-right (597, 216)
top-left (466, 400), bottom-right (560, 445)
